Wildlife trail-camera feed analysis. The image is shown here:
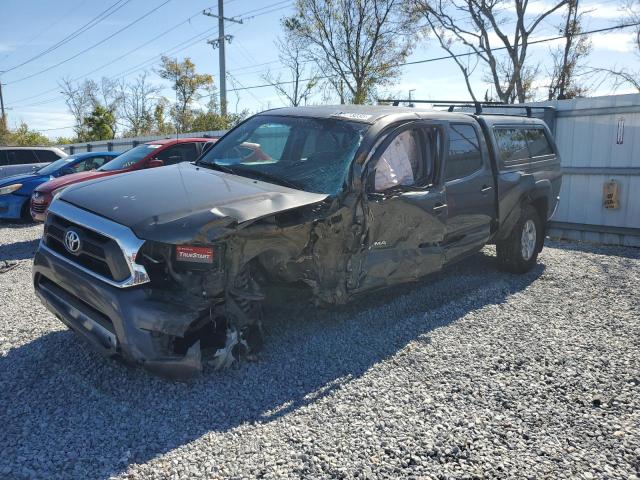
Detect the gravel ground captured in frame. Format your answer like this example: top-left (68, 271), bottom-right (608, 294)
top-left (0, 222), bottom-right (638, 480)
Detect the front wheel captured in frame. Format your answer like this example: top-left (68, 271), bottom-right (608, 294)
top-left (496, 205), bottom-right (542, 274)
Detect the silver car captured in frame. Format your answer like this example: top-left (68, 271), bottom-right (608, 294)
top-left (0, 147), bottom-right (67, 179)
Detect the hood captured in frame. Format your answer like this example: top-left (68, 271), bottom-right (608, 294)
top-left (35, 170), bottom-right (116, 193)
top-left (0, 172), bottom-right (40, 187)
top-left (0, 172), bottom-right (52, 195)
top-left (59, 162), bottom-right (328, 243)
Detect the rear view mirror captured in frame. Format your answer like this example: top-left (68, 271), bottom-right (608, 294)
top-left (58, 167), bottom-right (75, 176)
top-left (148, 159), bottom-right (164, 168)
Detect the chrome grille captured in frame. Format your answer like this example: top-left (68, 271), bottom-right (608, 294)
top-left (40, 200), bottom-right (150, 288)
top-left (31, 203), bottom-right (47, 213)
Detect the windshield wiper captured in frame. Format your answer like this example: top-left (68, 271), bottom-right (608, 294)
top-left (196, 161), bottom-right (236, 175)
top-left (227, 165), bottom-right (301, 190)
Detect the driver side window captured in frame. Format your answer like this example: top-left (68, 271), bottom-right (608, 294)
top-left (156, 143), bottom-right (199, 165)
top-left (373, 129), bottom-right (426, 192)
top-left (73, 156), bottom-right (109, 172)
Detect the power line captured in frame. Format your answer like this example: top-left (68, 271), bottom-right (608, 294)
top-left (218, 21), bottom-right (640, 94)
top-left (0, 0), bottom-right (90, 67)
top-left (240, 4), bottom-right (293, 21)
top-left (34, 124), bottom-right (79, 132)
top-left (5, 4), bottom-right (222, 106)
top-left (6, 0), bottom-right (277, 106)
top-left (15, 1), bottom-right (633, 117)
top-left (232, 0), bottom-right (292, 19)
top-left (6, 24), bottom-right (230, 109)
top-left (5, 0), bottom-right (173, 85)
top-left (1, 0), bottom-right (132, 74)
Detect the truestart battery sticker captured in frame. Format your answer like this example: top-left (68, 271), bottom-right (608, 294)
top-left (175, 246), bottom-right (214, 263)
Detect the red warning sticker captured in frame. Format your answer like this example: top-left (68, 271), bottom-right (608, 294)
top-left (175, 245), bottom-right (214, 263)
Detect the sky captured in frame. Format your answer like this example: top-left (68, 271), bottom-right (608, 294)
top-left (0, 0), bottom-right (637, 139)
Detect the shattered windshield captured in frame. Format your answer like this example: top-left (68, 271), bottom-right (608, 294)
top-left (197, 115), bottom-right (368, 194)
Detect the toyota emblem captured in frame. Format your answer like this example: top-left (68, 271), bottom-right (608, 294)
top-left (63, 229), bottom-right (81, 254)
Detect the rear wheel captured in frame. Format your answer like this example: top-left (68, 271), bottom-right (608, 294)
top-left (496, 205), bottom-right (542, 273)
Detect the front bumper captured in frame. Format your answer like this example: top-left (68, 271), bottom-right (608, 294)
top-left (0, 194), bottom-right (28, 219)
top-left (33, 244), bottom-right (206, 379)
top-left (30, 192), bottom-right (52, 222)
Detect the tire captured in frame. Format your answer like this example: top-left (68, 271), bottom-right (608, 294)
top-left (496, 204), bottom-right (542, 274)
top-left (20, 200), bottom-right (33, 223)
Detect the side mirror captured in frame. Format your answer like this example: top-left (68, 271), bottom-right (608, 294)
top-left (147, 158), bottom-right (164, 168)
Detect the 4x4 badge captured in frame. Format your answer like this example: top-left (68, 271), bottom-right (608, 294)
top-left (64, 229), bottom-right (82, 254)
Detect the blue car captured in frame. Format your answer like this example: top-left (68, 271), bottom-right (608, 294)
top-left (0, 151), bottom-right (120, 221)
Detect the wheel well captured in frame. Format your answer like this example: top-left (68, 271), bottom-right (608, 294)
top-left (529, 196), bottom-right (548, 252)
top-left (530, 196), bottom-right (548, 223)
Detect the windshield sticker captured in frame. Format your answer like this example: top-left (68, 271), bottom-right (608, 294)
top-left (330, 112), bottom-right (373, 120)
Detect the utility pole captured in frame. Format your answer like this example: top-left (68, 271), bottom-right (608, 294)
top-left (0, 73), bottom-right (6, 131)
top-left (203, 1), bottom-right (242, 116)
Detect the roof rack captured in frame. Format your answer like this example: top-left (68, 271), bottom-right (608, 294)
top-left (379, 99), bottom-right (553, 118)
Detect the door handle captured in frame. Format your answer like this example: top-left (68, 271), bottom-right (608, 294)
top-left (481, 185), bottom-right (493, 193)
top-left (432, 202), bottom-right (447, 216)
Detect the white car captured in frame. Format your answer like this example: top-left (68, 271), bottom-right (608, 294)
top-left (0, 147), bottom-right (67, 179)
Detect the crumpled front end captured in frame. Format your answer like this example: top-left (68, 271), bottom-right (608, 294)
top-left (32, 195), bottom-right (281, 378)
top-left (31, 200), bottom-right (229, 379)
top-left (33, 245), bottom-right (213, 379)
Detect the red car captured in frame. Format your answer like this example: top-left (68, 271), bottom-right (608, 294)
top-left (31, 137), bottom-right (214, 221)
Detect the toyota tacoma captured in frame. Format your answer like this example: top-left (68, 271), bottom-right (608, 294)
top-left (32, 103), bottom-right (562, 378)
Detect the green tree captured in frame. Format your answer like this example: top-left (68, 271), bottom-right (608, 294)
top-left (55, 136), bottom-right (76, 145)
top-left (83, 105), bottom-right (115, 141)
top-left (191, 110), bottom-right (247, 132)
top-left (157, 56), bottom-right (213, 132)
top-left (153, 98), bottom-right (173, 135)
top-left (0, 122), bottom-right (52, 146)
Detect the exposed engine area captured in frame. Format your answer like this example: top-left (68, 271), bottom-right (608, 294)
top-left (135, 240), bottom-right (266, 370)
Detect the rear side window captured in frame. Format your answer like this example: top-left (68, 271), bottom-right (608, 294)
top-left (34, 150), bottom-right (62, 162)
top-left (525, 128), bottom-right (553, 157)
top-left (6, 149), bottom-right (39, 165)
top-left (495, 127), bottom-right (554, 166)
top-left (446, 124), bottom-right (483, 181)
top-left (494, 129), bottom-right (530, 164)
top-left (0, 151), bottom-right (7, 166)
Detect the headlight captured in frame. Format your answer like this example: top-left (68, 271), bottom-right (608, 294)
top-left (0, 184), bottom-right (22, 195)
top-left (51, 186), bottom-right (67, 201)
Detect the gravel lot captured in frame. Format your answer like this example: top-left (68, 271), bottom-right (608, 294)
top-left (0, 222), bottom-right (638, 480)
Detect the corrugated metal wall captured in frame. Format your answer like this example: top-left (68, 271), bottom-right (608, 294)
top-left (60, 130), bottom-right (227, 154)
top-left (529, 94), bottom-right (640, 247)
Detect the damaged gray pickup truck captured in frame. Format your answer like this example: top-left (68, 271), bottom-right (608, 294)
top-left (33, 103), bottom-right (562, 378)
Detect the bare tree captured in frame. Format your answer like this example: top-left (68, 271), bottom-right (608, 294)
top-left (412, 0), bottom-right (569, 103)
top-left (589, 1), bottom-right (640, 92)
top-left (120, 73), bottom-right (161, 136)
top-left (262, 32), bottom-right (319, 106)
top-left (547, 0), bottom-right (591, 100)
top-left (93, 77), bottom-right (122, 137)
top-left (60, 76), bottom-right (124, 139)
top-left (284, 0), bottom-right (417, 104)
top-left (59, 77), bottom-right (95, 139)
